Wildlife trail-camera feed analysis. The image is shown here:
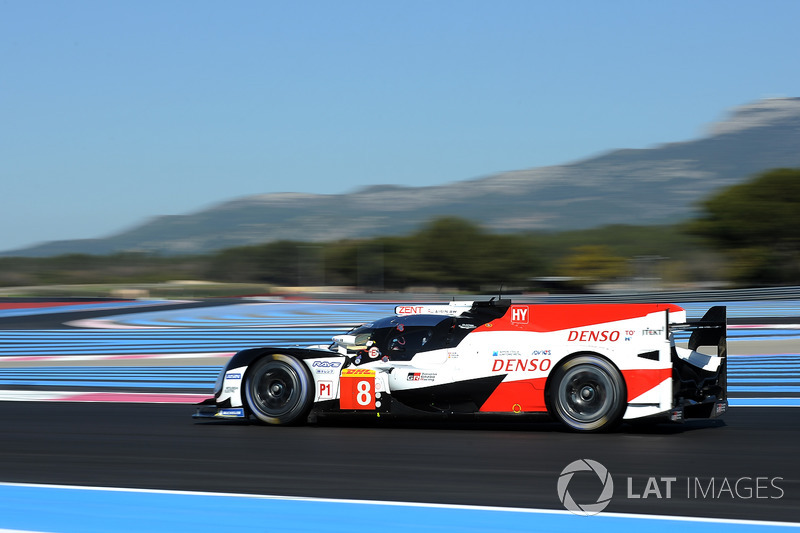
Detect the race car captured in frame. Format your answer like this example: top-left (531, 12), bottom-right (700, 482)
top-left (194, 299), bottom-right (727, 432)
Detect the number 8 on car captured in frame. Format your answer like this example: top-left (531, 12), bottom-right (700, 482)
top-left (339, 368), bottom-right (376, 410)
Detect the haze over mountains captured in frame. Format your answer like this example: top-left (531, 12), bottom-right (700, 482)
top-left (6, 98), bottom-right (800, 257)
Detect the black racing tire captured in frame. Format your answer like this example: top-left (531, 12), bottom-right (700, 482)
top-left (548, 355), bottom-right (626, 432)
top-left (244, 354), bottom-right (314, 425)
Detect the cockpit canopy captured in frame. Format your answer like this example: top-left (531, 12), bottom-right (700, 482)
top-left (330, 300), bottom-right (511, 363)
top-left (332, 314), bottom-right (453, 362)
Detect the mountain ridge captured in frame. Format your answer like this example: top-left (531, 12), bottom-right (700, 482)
top-left (5, 97), bottom-right (800, 257)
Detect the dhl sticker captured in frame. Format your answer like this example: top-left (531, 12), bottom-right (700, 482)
top-left (341, 368), bottom-right (376, 377)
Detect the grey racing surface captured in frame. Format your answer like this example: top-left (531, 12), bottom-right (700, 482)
top-left (0, 402), bottom-right (796, 522)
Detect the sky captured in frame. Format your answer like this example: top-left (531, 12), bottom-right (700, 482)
top-left (2, 1), bottom-right (799, 252)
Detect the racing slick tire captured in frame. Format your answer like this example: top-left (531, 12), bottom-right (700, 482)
top-left (548, 354), bottom-right (626, 432)
top-left (244, 354), bottom-right (314, 425)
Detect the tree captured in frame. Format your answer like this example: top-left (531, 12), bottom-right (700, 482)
top-left (407, 217), bottom-right (485, 287)
top-left (559, 245), bottom-right (630, 284)
top-left (687, 168), bottom-right (800, 283)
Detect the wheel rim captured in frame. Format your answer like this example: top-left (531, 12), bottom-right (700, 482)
top-left (556, 364), bottom-right (616, 424)
top-left (252, 361), bottom-right (301, 418)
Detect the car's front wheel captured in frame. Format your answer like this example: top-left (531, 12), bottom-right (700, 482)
top-left (244, 354), bottom-right (314, 425)
top-left (548, 355), bottom-right (626, 432)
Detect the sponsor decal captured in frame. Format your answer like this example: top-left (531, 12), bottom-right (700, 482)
top-left (458, 323), bottom-right (477, 330)
top-left (217, 408), bottom-right (245, 418)
top-left (492, 350), bottom-right (521, 357)
top-left (492, 358), bottom-right (551, 372)
top-left (447, 350), bottom-right (459, 359)
top-left (225, 372), bottom-right (242, 380)
top-left (396, 304), bottom-right (471, 316)
top-left (341, 368), bottom-right (376, 377)
top-left (642, 327), bottom-right (665, 336)
top-left (510, 306), bottom-right (529, 324)
top-left (532, 349), bottom-right (551, 356)
top-left (318, 380), bottom-right (333, 399)
top-left (567, 330), bottom-right (621, 342)
top-left (407, 372), bottom-right (437, 382)
top-left (223, 386), bottom-right (238, 394)
top-left (312, 360), bottom-right (342, 368)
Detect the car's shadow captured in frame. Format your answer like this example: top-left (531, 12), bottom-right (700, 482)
top-left (194, 412), bottom-right (726, 435)
top-left (316, 417), bottom-right (726, 434)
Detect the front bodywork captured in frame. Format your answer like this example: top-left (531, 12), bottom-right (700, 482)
top-left (194, 300), bottom-right (727, 425)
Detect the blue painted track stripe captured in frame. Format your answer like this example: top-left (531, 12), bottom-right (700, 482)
top-left (677, 300), bottom-right (800, 319)
top-left (729, 368), bottom-right (800, 371)
top-left (0, 483), bottom-right (797, 533)
top-left (731, 378), bottom-right (800, 383)
top-left (730, 355), bottom-right (800, 359)
top-left (0, 327), bottom-right (345, 356)
top-left (729, 365), bottom-right (800, 369)
top-left (729, 386), bottom-right (800, 392)
top-left (729, 398), bottom-right (800, 407)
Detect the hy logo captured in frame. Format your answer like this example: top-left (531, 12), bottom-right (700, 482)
top-left (557, 459), bottom-right (614, 516)
top-left (510, 306), bottom-right (528, 324)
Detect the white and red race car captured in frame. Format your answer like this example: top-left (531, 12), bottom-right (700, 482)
top-left (194, 299), bottom-right (727, 431)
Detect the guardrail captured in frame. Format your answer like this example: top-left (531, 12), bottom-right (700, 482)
top-left (523, 286), bottom-right (800, 303)
top-left (317, 286), bottom-right (800, 303)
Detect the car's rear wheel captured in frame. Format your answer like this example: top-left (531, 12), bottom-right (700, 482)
top-left (548, 355), bottom-right (626, 432)
top-left (244, 354), bottom-right (314, 425)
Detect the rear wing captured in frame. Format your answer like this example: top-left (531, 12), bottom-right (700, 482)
top-left (669, 306), bottom-right (727, 402)
top-left (669, 305), bottom-right (727, 356)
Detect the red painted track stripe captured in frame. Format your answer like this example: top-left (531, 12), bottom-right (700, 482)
top-left (46, 392), bottom-right (209, 403)
top-left (0, 352), bottom-right (235, 362)
top-left (0, 301), bottom-right (125, 310)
